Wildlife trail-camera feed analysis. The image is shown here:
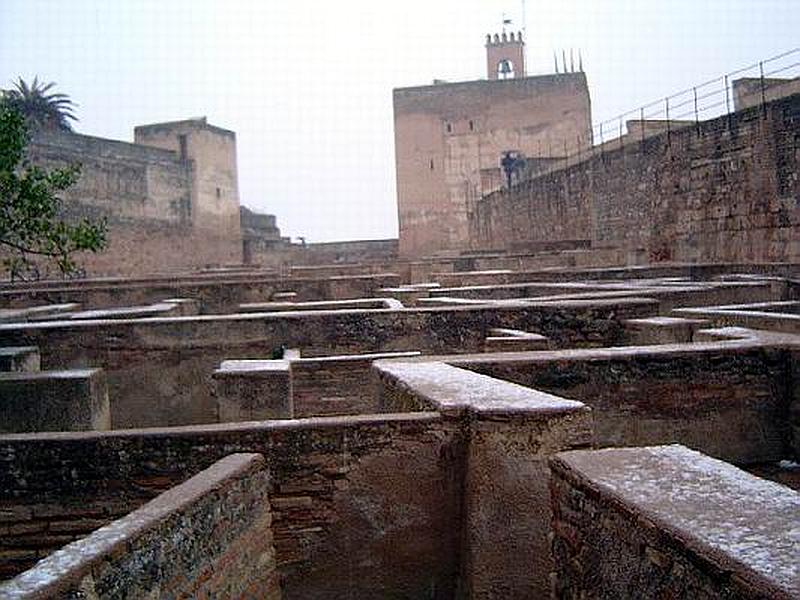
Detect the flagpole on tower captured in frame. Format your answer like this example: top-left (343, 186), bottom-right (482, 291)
top-left (521, 0), bottom-right (527, 71)
top-left (521, 0), bottom-right (527, 41)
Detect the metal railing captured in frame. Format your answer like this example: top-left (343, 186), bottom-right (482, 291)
top-left (533, 47), bottom-right (800, 178)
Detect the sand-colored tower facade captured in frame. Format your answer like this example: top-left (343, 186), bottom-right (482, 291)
top-left (393, 33), bottom-right (592, 257)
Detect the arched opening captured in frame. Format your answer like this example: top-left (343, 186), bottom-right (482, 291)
top-left (497, 59), bottom-right (515, 79)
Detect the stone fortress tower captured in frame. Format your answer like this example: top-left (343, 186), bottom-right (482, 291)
top-left (393, 32), bottom-right (592, 257)
top-left (134, 117), bottom-right (242, 258)
top-left (26, 116), bottom-right (248, 275)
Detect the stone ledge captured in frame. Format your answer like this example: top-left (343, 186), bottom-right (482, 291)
top-left (0, 368), bottom-right (110, 434)
top-left (0, 347), bottom-right (40, 373)
top-left (551, 445), bottom-right (800, 599)
top-left (375, 360), bottom-right (587, 420)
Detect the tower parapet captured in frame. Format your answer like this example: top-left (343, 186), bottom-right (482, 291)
top-left (486, 31), bottom-right (525, 79)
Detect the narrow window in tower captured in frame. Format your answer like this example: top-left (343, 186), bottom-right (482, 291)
top-left (216, 187), bottom-right (221, 199)
top-left (446, 123), bottom-right (452, 133)
top-left (178, 134), bottom-right (188, 161)
top-left (469, 120), bottom-right (474, 131)
top-left (430, 159), bottom-right (434, 171)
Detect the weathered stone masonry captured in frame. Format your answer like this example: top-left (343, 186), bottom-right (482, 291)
top-left (26, 118), bottom-right (243, 276)
top-left (472, 93), bottom-right (800, 264)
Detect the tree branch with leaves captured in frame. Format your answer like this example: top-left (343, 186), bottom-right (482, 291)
top-left (0, 105), bottom-right (107, 280)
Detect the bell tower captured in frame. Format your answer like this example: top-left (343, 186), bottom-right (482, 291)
top-left (486, 32), bottom-right (525, 80)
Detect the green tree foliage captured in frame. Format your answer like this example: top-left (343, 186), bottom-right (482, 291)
top-left (1, 77), bottom-right (78, 132)
top-left (0, 106), bottom-right (107, 280)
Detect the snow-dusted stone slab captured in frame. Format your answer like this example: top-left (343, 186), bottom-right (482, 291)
top-left (0, 346), bottom-right (40, 372)
top-left (625, 316), bottom-right (710, 344)
top-left (0, 303), bottom-right (80, 323)
top-left (54, 302), bottom-right (181, 321)
top-left (212, 360), bottom-right (292, 421)
top-left (238, 297), bottom-right (404, 313)
top-left (0, 369), bottom-right (109, 433)
top-left (485, 328), bottom-right (549, 352)
top-left (550, 445), bottom-right (800, 599)
top-left (374, 360), bottom-right (587, 419)
top-left (374, 360), bottom-right (591, 598)
top-left (161, 297), bottom-right (200, 316)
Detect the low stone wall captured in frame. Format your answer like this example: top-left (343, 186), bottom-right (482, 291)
top-left (0, 414), bottom-right (461, 598)
top-left (429, 280), bottom-right (775, 313)
top-left (431, 262), bottom-right (800, 287)
top-left (0, 369), bottom-right (110, 434)
top-left (446, 341), bottom-right (792, 464)
top-left (0, 453), bottom-right (281, 599)
top-left (239, 297), bottom-right (404, 312)
top-left (374, 361), bottom-right (592, 598)
top-left (0, 299), bottom-right (654, 429)
top-left (484, 328), bottom-right (549, 352)
top-left (674, 303), bottom-right (800, 335)
top-left (550, 445), bottom-right (800, 599)
top-left (0, 304), bottom-right (80, 323)
top-left (248, 239), bottom-right (399, 270)
top-left (624, 316), bottom-right (710, 344)
top-left (0, 347), bottom-right (40, 372)
top-left (0, 272), bottom-right (401, 313)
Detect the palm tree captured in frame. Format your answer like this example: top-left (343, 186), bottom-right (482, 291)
top-left (2, 77), bottom-right (78, 132)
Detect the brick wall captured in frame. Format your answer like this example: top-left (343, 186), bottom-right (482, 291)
top-left (0, 453), bottom-right (281, 599)
top-left (0, 414), bottom-right (461, 598)
top-left (472, 93), bottom-right (800, 264)
top-left (291, 352), bottom-right (419, 417)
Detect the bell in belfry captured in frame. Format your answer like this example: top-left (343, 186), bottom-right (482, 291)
top-left (498, 59), bottom-right (513, 79)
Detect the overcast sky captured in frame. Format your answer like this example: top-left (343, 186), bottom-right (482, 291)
top-left (2, 1), bottom-right (798, 242)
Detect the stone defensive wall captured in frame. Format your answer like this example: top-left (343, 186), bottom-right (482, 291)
top-left (471, 92), bottom-right (800, 264)
top-left (25, 120), bottom-right (243, 277)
